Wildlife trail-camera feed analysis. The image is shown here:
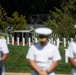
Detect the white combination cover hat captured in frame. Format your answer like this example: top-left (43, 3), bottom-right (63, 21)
top-left (35, 27), bottom-right (52, 35)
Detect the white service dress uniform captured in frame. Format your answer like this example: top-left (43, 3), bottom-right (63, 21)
top-left (0, 38), bottom-right (9, 75)
top-left (26, 41), bottom-right (61, 75)
top-left (67, 41), bottom-right (76, 75)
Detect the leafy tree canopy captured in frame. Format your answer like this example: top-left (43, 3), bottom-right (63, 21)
top-left (0, 5), bottom-right (7, 31)
top-left (7, 12), bottom-right (27, 30)
top-left (0, 5), bottom-right (27, 36)
top-left (44, 0), bottom-right (76, 39)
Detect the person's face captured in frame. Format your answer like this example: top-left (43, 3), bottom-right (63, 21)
top-left (38, 35), bottom-right (48, 43)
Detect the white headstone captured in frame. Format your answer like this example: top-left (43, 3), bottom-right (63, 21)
top-left (17, 37), bottom-right (19, 46)
top-left (56, 38), bottom-right (60, 49)
top-left (28, 38), bottom-right (31, 47)
top-left (70, 38), bottom-right (73, 42)
top-left (12, 37), bottom-right (14, 45)
top-left (63, 38), bottom-right (66, 47)
top-left (22, 38), bottom-right (25, 46)
top-left (64, 49), bottom-right (68, 63)
top-left (67, 41), bottom-right (69, 45)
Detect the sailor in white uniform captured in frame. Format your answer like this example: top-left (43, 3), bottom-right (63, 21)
top-left (67, 40), bottom-right (76, 75)
top-left (26, 27), bottom-right (61, 75)
top-left (0, 36), bottom-right (9, 75)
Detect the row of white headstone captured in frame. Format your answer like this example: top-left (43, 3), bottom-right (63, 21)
top-left (6, 37), bottom-right (73, 63)
top-left (6, 37), bottom-right (74, 47)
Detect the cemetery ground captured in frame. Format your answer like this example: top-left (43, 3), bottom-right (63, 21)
top-left (5, 44), bottom-right (71, 74)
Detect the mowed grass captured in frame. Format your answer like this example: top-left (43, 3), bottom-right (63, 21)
top-left (5, 44), bottom-right (71, 73)
top-left (5, 44), bottom-right (32, 73)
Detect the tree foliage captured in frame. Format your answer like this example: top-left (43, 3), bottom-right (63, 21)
top-left (0, 5), bottom-right (7, 31)
top-left (7, 12), bottom-right (27, 30)
top-left (0, 4), bottom-right (27, 33)
top-left (44, 0), bottom-right (76, 39)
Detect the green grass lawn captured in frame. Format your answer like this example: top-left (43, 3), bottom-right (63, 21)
top-left (5, 44), bottom-right (71, 73)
